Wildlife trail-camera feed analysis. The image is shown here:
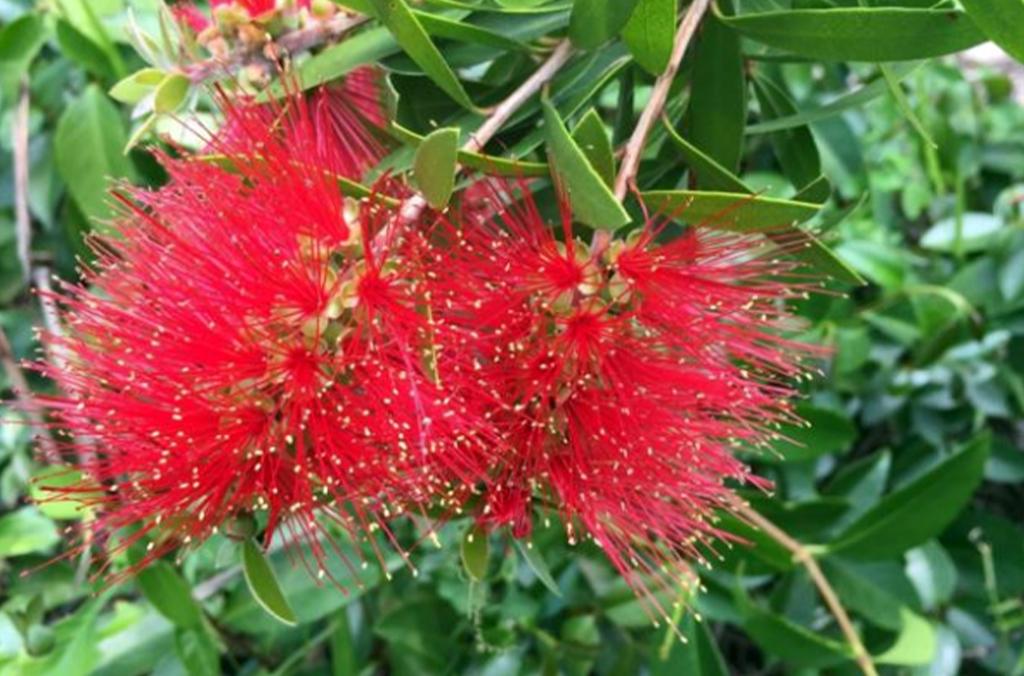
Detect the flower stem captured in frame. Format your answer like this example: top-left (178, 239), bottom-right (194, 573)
top-left (734, 502), bottom-right (879, 676)
top-left (613, 0), bottom-right (711, 201)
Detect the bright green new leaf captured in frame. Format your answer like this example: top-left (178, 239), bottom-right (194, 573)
top-left (621, 0), bottom-right (676, 74)
top-left (571, 108), bottom-right (615, 188)
top-left (569, 0), bottom-right (639, 50)
top-left (828, 434), bottom-right (991, 559)
top-left (153, 73), bottom-right (190, 114)
top-left (718, 7), bottom-right (985, 62)
top-left (544, 99), bottom-right (631, 230)
top-left (0, 507), bottom-right (59, 558)
top-left (242, 540), bottom-right (298, 626)
top-left (414, 127), bottom-right (460, 208)
top-left (136, 562), bottom-right (203, 629)
top-left (460, 524), bottom-right (489, 582)
top-left (961, 0), bottom-right (1024, 64)
top-left (109, 68), bottom-right (167, 104)
top-left (367, 0), bottom-right (477, 110)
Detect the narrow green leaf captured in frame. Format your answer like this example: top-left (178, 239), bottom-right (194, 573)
top-left (330, 611), bottom-right (358, 676)
top-left (828, 434), bottom-right (992, 559)
top-left (414, 11), bottom-right (527, 52)
top-left (414, 127), bottom-right (460, 208)
top-left (621, 0), bottom-right (676, 74)
top-left (741, 602), bottom-right (854, 668)
top-left (571, 108), bottom-right (615, 188)
top-left (135, 561), bottom-right (203, 629)
top-left (766, 404), bottom-right (856, 463)
top-left (544, 99), bottom-right (631, 230)
top-left (663, 118), bottom-right (748, 193)
top-left (753, 75), bottom-right (821, 192)
top-left (569, 0), bottom-right (640, 49)
top-left (460, 524), bottom-right (489, 581)
top-left (641, 190), bottom-right (819, 231)
top-left (367, 0), bottom-right (477, 110)
top-left (514, 539), bottom-right (562, 596)
top-left (175, 627), bottom-right (221, 676)
top-left (242, 540), bottom-right (298, 626)
top-left (0, 507), bottom-right (59, 557)
top-left (54, 85), bottom-right (136, 227)
top-left (153, 73), bottom-right (190, 114)
top-left (55, 20), bottom-right (114, 81)
top-left (961, 0), bottom-right (1024, 64)
top-left (718, 7), bottom-right (985, 62)
top-left (686, 12), bottom-right (746, 172)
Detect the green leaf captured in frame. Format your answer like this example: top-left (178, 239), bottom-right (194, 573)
top-left (414, 127), bottom-right (460, 208)
top-left (109, 68), bottom-right (167, 104)
top-left (0, 14), bottom-right (46, 64)
top-left (621, 0), bottom-right (676, 74)
top-left (241, 540), bottom-right (298, 626)
top-left (389, 121), bottom-right (549, 176)
top-left (753, 75), bottom-right (821, 192)
top-left (544, 99), bottom-right (631, 230)
top-left (460, 524), bottom-right (489, 582)
top-left (718, 7), bottom-right (985, 62)
top-left (135, 562), bottom-right (203, 629)
top-left (920, 213), bottom-right (1004, 253)
top-left (876, 607), bottom-right (938, 666)
top-left (174, 627), bottom-right (221, 676)
top-left (654, 613), bottom-right (728, 676)
top-left (330, 611), bottom-right (358, 676)
top-left (641, 190), bottom-right (819, 231)
top-left (828, 434), bottom-right (991, 559)
top-left (740, 601), bottom-right (853, 668)
top-left (686, 13), bottom-right (746, 172)
top-left (0, 507), bottom-right (59, 558)
top-left (30, 469), bottom-right (89, 521)
top-left (905, 541), bottom-right (958, 612)
top-left (569, 0), bottom-right (640, 49)
top-left (766, 404), bottom-right (856, 463)
top-left (54, 85), bottom-right (136, 228)
top-left (961, 0), bottom-right (1024, 64)
top-left (415, 11), bottom-right (528, 52)
top-left (513, 539), bottom-right (562, 596)
top-left (367, 0), bottom-right (477, 110)
top-left (663, 118), bottom-right (749, 193)
top-left (571, 108), bottom-right (615, 188)
top-left (153, 73), bottom-right (190, 114)
top-left (55, 20), bottom-right (114, 81)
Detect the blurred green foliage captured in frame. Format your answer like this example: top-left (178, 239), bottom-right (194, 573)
top-left (0, 1), bottom-right (1023, 674)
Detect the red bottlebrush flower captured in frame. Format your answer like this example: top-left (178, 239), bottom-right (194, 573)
top-left (430, 182), bottom-right (818, 620)
top-left (171, 2), bottom-right (210, 33)
top-left (211, 0), bottom-right (310, 19)
top-left (32, 91), bottom-right (482, 582)
top-left (211, 77), bottom-right (387, 181)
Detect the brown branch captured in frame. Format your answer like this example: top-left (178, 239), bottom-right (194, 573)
top-left (0, 326), bottom-right (59, 464)
top-left (613, 0), bottom-right (711, 201)
top-left (186, 13), bottom-right (370, 84)
top-left (734, 502), bottom-right (879, 676)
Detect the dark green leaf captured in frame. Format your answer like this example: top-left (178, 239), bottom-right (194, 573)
top-left (414, 127), bottom-right (460, 208)
top-left (54, 84), bottom-right (136, 228)
top-left (367, 0), bottom-right (477, 109)
top-left (174, 627), bottom-right (221, 676)
top-left (571, 108), bottom-right (615, 187)
top-left (719, 7), bottom-right (985, 62)
top-left (766, 404), bottom-right (856, 463)
top-left (135, 561), bottom-right (203, 629)
top-left (0, 14), bottom-right (46, 64)
top-left (753, 76), bottom-right (821, 191)
top-left (653, 613), bottom-right (728, 676)
top-left (621, 0), bottom-right (676, 74)
top-left (569, 0), bottom-right (640, 49)
top-left (514, 539), bottom-right (562, 596)
top-left (961, 0), bottom-right (1024, 64)
top-left (460, 524), bottom-right (489, 582)
top-left (828, 434), bottom-right (991, 559)
top-left (641, 190), bottom-right (819, 230)
top-left (55, 20), bottom-right (114, 81)
top-left (544, 98), bottom-right (631, 229)
top-left (389, 121), bottom-right (549, 176)
top-left (741, 602), bottom-right (853, 668)
top-left (686, 14), bottom-right (746, 172)
top-left (241, 540), bottom-right (298, 626)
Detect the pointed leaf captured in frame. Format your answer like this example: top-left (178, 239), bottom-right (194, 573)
top-left (621, 0), bottom-right (676, 74)
top-left (135, 561), bottom-right (203, 629)
top-left (367, 0), bottom-right (477, 110)
top-left (571, 108), bottom-right (615, 188)
top-left (569, 0), bottom-right (639, 49)
top-left (718, 7), bottom-right (985, 62)
top-left (544, 99), bottom-right (631, 230)
top-left (153, 73), bottom-right (190, 114)
top-left (514, 539), bottom-right (562, 596)
top-left (414, 127), bottom-right (460, 208)
top-left (961, 0), bottom-right (1024, 64)
top-left (641, 190), bottom-right (819, 231)
top-left (828, 434), bottom-right (991, 559)
top-left (686, 12), bottom-right (746, 172)
top-left (242, 540), bottom-right (298, 626)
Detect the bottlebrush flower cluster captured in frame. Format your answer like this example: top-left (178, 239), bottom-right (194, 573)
top-left (33, 78), bottom-right (816, 615)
